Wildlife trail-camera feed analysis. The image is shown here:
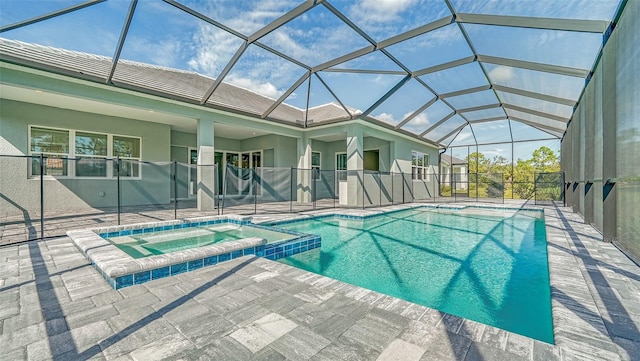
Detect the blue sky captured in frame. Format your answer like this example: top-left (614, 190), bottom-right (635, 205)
top-left (0, 0), bottom-right (621, 160)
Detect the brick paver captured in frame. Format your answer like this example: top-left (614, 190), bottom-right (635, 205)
top-left (0, 203), bottom-right (638, 360)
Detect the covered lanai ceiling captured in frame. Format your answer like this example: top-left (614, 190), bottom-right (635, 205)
top-left (0, 0), bottom-right (624, 148)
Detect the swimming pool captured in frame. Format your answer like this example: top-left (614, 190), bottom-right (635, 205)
top-left (106, 223), bottom-right (297, 258)
top-left (275, 207), bottom-right (554, 343)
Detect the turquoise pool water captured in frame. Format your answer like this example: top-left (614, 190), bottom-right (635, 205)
top-left (277, 207), bottom-right (554, 343)
top-left (107, 224), bottom-right (296, 258)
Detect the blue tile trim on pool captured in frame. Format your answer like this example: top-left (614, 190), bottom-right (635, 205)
top-left (106, 248), bottom-right (252, 289)
top-left (98, 241), bottom-right (319, 290)
top-left (263, 235), bottom-right (321, 261)
top-left (261, 204), bottom-right (543, 228)
top-left (98, 217), bottom-right (252, 239)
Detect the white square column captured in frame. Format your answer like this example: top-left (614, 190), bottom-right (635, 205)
top-left (296, 136), bottom-right (312, 203)
top-left (197, 118), bottom-right (216, 211)
top-left (347, 126), bottom-right (363, 207)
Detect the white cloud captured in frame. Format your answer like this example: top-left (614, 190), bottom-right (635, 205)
top-left (267, 31), bottom-right (308, 60)
top-left (375, 112), bottom-right (397, 123)
top-left (351, 0), bottom-right (419, 22)
top-left (481, 148), bottom-right (505, 156)
top-left (226, 75), bottom-right (282, 99)
top-left (407, 112), bottom-right (429, 126)
top-left (187, 26), bottom-right (241, 77)
top-left (537, 31), bottom-right (566, 46)
top-left (488, 66), bottom-right (515, 82)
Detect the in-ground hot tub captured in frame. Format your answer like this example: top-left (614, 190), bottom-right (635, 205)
top-left (67, 215), bottom-right (320, 289)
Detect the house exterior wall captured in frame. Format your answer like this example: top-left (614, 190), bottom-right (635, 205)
top-left (0, 99), bottom-right (171, 215)
top-left (1, 63), bottom-right (443, 213)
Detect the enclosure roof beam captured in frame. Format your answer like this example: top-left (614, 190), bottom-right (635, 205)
top-left (200, 41), bottom-right (248, 105)
top-left (312, 45), bottom-right (376, 72)
top-left (321, 68), bottom-right (407, 75)
top-left (248, 0), bottom-right (321, 43)
top-left (440, 85), bottom-right (491, 98)
top-left (361, 75), bottom-right (412, 117)
top-left (314, 73), bottom-right (353, 118)
top-left (253, 41), bottom-right (311, 70)
top-left (420, 111), bottom-right (456, 137)
top-left (437, 123), bottom-right (467, 144)
top-left (413, 56), bottom-right (476, 77)
top-left (107, 0), bottom-right (138, 84)
top-left (377, 16), bottom-right (454, 49)
top-left (509, 116), bottom-right (565, 134)
top-left (262, 71), bottom-right (310, 118)
top-left (478, 55), bottom-right (589, 78)
top-left (468, 116), bottom-right (508, 124)
top-left (457, 103), bottom-right (501, 113)
top-left (503, 104), bottom-right (570, 122)
top-left (395, 96), bottom-right (438, 130)
top-left (164, 0), bottom-right (246, 40)
top-left (493, 84), bottom-right (576, 106)
top-left (322, 1), bottom-right (377, 45)
top-left (456, 13), bottom-right (609, 33)
top-left (0, 0), bottom-right (106, 33)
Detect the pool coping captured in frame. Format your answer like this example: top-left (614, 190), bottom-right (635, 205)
top-left (255, 203), bottom-right (544, 227)
top-left (67, 214), bottom-right (320, 289)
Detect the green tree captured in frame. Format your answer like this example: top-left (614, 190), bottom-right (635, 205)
top-left (513, 159), bottom-right (535, 199)
top-left (531, 146), bottom-right (560, 172)
top-left (467, 152), bottom-right (490, 173)
top-left (461, 146), bottom-right (559, 199)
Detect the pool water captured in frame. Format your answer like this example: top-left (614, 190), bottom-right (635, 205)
top-left (277, 207), bottom-right (554, 343)
top-left (107, 224), bottom-right (296, 258)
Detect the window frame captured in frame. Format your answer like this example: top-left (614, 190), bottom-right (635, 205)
top-left (28, 125), bottom-right (142, 180)
top-left (311, 151), bottom-right (321, 180)
top-left (28, 125), bottom-right (70, 178)
top-left (411, 150), bottom-right (430, 181)
top-left (112, 134), bottom-right (142, 179)
top-left (335, 152), bottom-right (347, 182)
top-left (74, 130), bottom-right (109, 178)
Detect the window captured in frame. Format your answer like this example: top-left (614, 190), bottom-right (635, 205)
top-left (312, 151), bottom-right (321, 179)
top-left (113, 136), bottom-right (141, 177)
top-left (189, 149), bottom-right (198, 165)
top-left (75, 132), bottom-right (107, 177)
top-left (30, 127), bottom-right (69, 176)
top-left (336, 152), bottom-right (347, 181)
top-left (241, 153), bottom-right (250, 168)
top-left (28, 126), bottom-right (141, 178)
top-left (412, 151), bottom-right (430, 180)
top-left (252, 153), bottom-right (261, 168)
top-left (364, 150), bottom-right (379, 171)
top-left (226, 153), bottom-right (239, 167)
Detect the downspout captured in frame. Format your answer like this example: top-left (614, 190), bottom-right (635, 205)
top-left (438, 148), bottom-right (447, 197)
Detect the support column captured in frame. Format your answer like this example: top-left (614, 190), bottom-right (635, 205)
top-left (347, 126), bottom-right (363, 207)
top-left (197, 118), bottom-right (215, 211)
top-left (296, 136), bottom-right (312, 203)
top-left (389, 141), bottom-right (400, 173)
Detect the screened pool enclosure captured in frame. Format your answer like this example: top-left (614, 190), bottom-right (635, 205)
top-left (1, 0), bottom-right (638, 262)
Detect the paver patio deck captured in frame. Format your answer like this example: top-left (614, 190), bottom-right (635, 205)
top-left (0, 203), bottom-right (638, 360)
